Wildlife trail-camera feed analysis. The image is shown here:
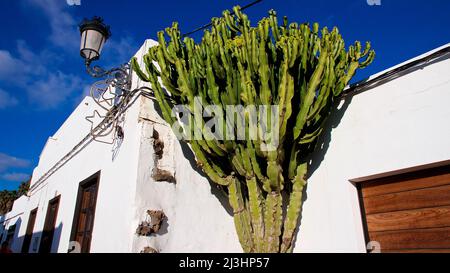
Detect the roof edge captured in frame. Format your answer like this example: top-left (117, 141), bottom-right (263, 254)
top-left (343, 43), bottom-right (450, 97)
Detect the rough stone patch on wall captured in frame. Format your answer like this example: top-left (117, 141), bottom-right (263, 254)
top-left (151, 125), bottom-right (176, 183)
top-left (138, 96), bottom-right (176, 183)
top-left (136, 210), bottom-right (166, 236)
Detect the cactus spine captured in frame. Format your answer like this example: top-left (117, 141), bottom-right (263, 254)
top-left (132, 6), bottom-right (374, 253)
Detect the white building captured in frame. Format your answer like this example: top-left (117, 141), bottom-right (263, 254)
top-left (1, 41), bottom-right (449, 253)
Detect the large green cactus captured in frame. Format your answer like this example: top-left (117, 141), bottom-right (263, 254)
top-left (132, 6), bottom-right (374, 253)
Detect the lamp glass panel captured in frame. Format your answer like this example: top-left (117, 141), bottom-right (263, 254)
top-left (80, 29), bottom-right (105, 61)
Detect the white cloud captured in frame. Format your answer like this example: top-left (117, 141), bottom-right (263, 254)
top-left (25, 0), bottom-right (79, 52)
top-left (16, 40), bottom-right (59, 74)
top-left (0, 89), bottom-right (19, 109)
top-left (28, 71), bottom-right (83, 109)
top-left (0, 153), bottom-right (30, 172)
top-left (0, 41), bottom-right (84, 109)
top-left (0, 0), bottom-right (140, 110)
top-left (1, 173), bottom-right (30, 182)
top-left (103, 36), bottom-right (139, 67)
top-left (25, 0), bottom-right (138, 65)
top-left (0, 50), bottom-right (24, 81)
top-left (0, 41), bottom-right (49, 83)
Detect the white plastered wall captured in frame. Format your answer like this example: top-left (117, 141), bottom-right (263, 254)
top-left (3, 40), bottom-right (449, 253)
top-left (294, 46), bottom-right (450, 252)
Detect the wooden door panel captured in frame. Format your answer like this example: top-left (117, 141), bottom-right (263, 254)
top-left (70, 172), bottom-right (99, 253)
top-left (367, 206), bottom-right (450, 232)
top-left (81, 190), bottom-right (91, 209)
top-left (361, 170), bottom-right (450, 198)
top-left (21, 208), bottom-right (37, 253)
top-left (77, 211), bottom-right (87, 232)
top-left (39, 196), bottom-right (60, 253)
top-left (363, 184), bottom-right (450, 214)
top-left (370, 227), bottom-right (450, 250)
top-left (358, 164), bottom-right (450, 253)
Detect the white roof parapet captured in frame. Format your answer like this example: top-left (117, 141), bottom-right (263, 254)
top-left (343, 43), bottom-right (450, 97)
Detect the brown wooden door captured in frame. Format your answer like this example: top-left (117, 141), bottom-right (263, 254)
top-left (70, 173), bottom-right (99, 253)
top-left (39, 196), bottom-right (60, 253)
top-left (358, 164), bottom-right (450, 253)
top-left (21, 208), bottom-right (38, 253)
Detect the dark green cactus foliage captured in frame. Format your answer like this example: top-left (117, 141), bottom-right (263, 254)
top-left (132, 6), bottom-right (374, 253)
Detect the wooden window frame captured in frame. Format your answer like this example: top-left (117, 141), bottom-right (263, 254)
top-left (69, 171), bottom-right (101, 253)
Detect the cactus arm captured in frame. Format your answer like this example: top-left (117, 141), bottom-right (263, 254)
top-left (132, 56), bottom-right (175, 125)
top-left (288, 142), bottom-right (299, 180)
top-left (268, 10), bottom-right (280, 41)
top-left (277, 41), bottom-right (296, 143)
top-left (293, 41), bottom-right (329, 139)
top-left (263, 191), bottom-right (283, 252)
top-left (248, 141), bottom-right (266, 182)
top-left (306, 56), bottom-right (333, 121)
top-left (238, 142), bottom-right (265, 247)
top-left (228, 178), bottom-right (255, 253)
top-left (247, 177), bottom-right (265, 252)
top-left (359, 50), bottom-right (376, 69)
top-left (131, 57), bottom-right (150, 82)
top-left (232, 153), bottom-right (247, 177)
top-left (205, 51), bottom-right (222, 106)
top-left (190, 141), bottom-right (230, 186)
top-left (258, 20), bottom-right (272, 105)
top-left (280, 162), bottom-right (307, 252)
top-left (299, 127), bottom-right (324, 145)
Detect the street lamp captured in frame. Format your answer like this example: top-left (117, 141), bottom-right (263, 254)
top-left (79, 16), bottom-right (111, 65)
top-left (78, 16), bottom-right (134, 144)
top-left (78, 16), bottom-right (130, 88)
top-left (78, 16), bottom-right (156, 144)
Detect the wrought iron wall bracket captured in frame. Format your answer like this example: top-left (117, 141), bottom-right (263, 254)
top-left (85, 61), bottom-right (131, 91)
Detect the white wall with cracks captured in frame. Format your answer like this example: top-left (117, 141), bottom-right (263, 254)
top-left (131, 101), bottom-right (242, 253)
top-left (130, 41), bottom-right (241, 253)
top-left (2, 40), bottom-right (449, 253)
top-left (1, 39), bottom-right (241, 253)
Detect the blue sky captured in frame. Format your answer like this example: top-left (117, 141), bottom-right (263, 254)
top-left (0, 0), bottom-right (449, 190)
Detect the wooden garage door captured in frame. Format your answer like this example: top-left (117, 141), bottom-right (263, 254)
top-left (358, 164), bottom-right (450, 253)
